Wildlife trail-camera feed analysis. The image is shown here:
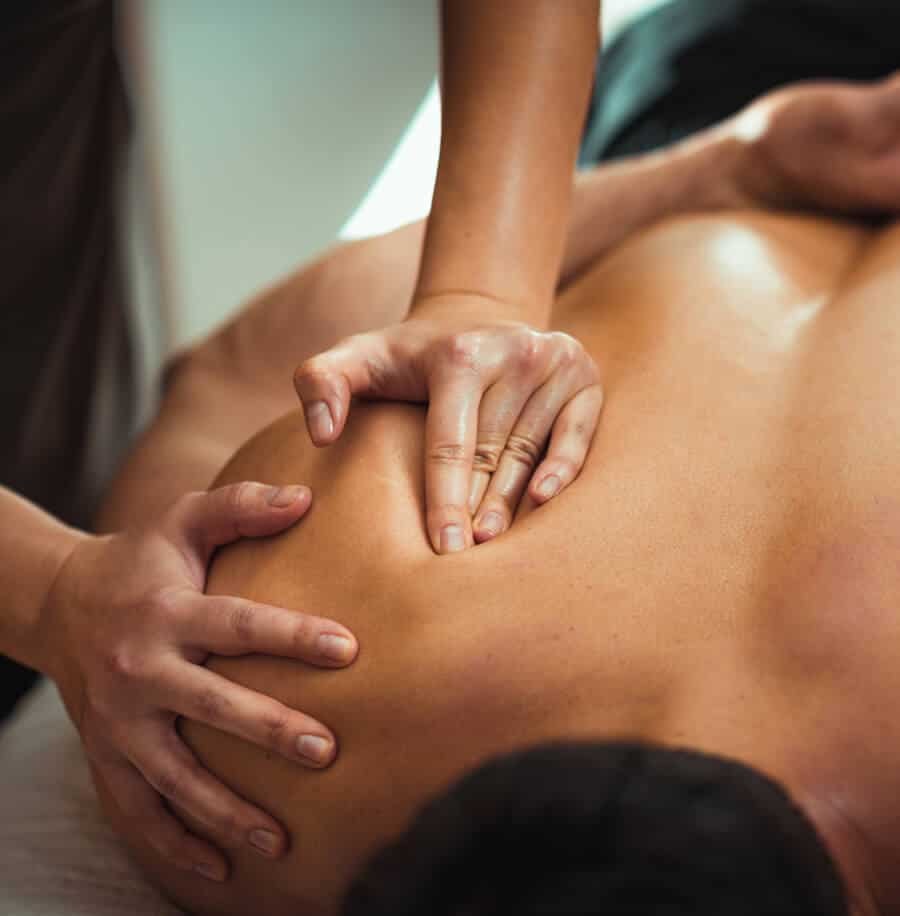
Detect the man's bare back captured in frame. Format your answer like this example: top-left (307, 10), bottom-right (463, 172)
top-left (94, 208), bottom-right (900, 916)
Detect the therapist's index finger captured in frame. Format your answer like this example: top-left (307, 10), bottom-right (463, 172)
top-left (423, 372), bottom-right (483, 554)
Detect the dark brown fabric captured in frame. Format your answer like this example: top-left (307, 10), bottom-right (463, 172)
top-left (0, 0), bottom-right (135, 531)
top-left (0, 0), bottom-right (135, 719)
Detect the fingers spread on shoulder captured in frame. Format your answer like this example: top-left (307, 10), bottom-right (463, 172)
top-left (468, 332), bottom-right (549, 514)
top-left (97, 753), bottom-right (230, 882)
top-left (128, 720), bottom-right (289, 863)
top-left (473, 336), bottom-right (601, 540)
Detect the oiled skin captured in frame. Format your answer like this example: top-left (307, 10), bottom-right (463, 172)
top-left (103, 212), bottom-right (900, 915)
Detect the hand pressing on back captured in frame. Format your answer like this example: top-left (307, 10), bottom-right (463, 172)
top-left (293, 296), bottom-right (603, 554)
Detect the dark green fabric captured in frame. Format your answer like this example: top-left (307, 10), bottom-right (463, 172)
top-left (580, 0), bottom-right (900, 165)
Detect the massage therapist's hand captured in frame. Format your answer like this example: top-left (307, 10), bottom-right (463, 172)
top-left (730, 71), bottom-right (900, 214)
top-left (39, 482), bottom-right (358, 882)
top-left (294, 296), bottom-right (603, 554)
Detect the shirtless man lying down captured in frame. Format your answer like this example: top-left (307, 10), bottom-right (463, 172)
top-left (86, 73), bottom-right (900, 916)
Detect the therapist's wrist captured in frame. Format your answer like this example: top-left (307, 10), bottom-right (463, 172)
top-left (33, 525), bottom-right (94, 678)
top-left (409, 290), bottom-right (551, 330)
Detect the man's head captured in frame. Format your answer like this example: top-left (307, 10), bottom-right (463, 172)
top-left (342, 740), bottom-right (849, 916)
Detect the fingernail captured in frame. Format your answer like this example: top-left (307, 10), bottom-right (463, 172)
top-left (440, 525), bottom-right (465, 553)
top-left (268, 484), bottom-right (308, 508)
top-left (306, 401), bottom-right (334, 441)
top-left (476, 511), bottom-right (504, 538)
top-left (537, 475), bottom-right (562, 501)
top-left (318, 633), bottom-right (355, 663)
top-left (248, 829), bottom-right (280, 857)
top-left (194, 862), bottom-right (225, 882)
top-left (297, 734), bottom-right (333, 764)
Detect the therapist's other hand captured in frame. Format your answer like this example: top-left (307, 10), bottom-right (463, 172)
top-left (293, 296), bottom-right (603, 553)
top-left (40, 482), bottom-right (358, 882)
top-left (730, 71), bottom-right (900, 214)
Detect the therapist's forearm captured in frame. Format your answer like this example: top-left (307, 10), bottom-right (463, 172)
top-left (99, 131), bottom-right (753, 535)
top-left (414, 0), bottom-right (600, 327)
top-left (0, 487), bottom-right (85, 672)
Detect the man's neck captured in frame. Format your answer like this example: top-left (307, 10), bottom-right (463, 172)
top-left (792, 785), bottom-right (884, 916)
top-left (656, 691), bottom-right (886, 916)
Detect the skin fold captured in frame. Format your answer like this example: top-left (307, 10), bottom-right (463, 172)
top-left (96, 208), bottom-right (900, 916)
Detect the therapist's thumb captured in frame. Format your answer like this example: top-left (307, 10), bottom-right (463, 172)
top-left (170, 482), bottom-right (313, 570)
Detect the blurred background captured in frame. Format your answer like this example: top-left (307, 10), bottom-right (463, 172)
top-left (126, 0), bottom-right (671, 419)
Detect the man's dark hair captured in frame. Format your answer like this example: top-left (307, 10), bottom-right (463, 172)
top-left (341, 740), bottom-right (849, 916)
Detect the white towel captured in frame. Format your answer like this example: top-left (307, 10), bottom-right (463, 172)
top-left (0, 680), bottom-right (183, 915)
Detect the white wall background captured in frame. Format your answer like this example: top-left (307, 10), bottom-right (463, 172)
top-left (127, 0), bottom-right (671, 376)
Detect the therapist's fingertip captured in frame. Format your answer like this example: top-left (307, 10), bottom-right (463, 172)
top-left (305, 401), bottom-right (334, 443)
top-left (317, 632), bottom-right (357, 664)
top-left (474, 510), bottom-right (506, 543)
top-left (248, 828), bottom-right (284, 858)
top-left (535, 474), bottom-right (562, 502)
top-left (194, 861), bottom-right (227, 882)
top-left (440, 524), bottom-right (466, 554)
top-left (267, 485), bottom-right (311, 509)
top-left (296, 734), bottom-right (335, 766)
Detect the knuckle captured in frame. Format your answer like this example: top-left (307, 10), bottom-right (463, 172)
top-left (567, 393), bottom-right (603, 441)
top-left (571, 419), bottom-right (590, 441)
top-left (261, 705), bottom-right (291, 751)
top-left (504, 433), bottom-right (543, 467)
top-left (194, 687), bottom-right (231, 725)
top-left (427, 442), bottom-right (469, 467)
top-left (362, 353), bottom-right (392, 393)
top-left (290, 614), bottom-right (316, 653)
top-left (472, 438), bottom-right (505, 474)
top-left (103, 644), bottom-right (146, 683)
top-left (294, 355), bottom-right (326, 384)
top-left (227, 480), bottom-right (254, 515)
top-left (512, 329), bottom-right (543, 372)
top-left (153, 587), bottom-right (186, 625)
top-left (167, 491), bottom-right (207, 539)
top-left (227, 602), bottom-right (257, 644)
top-left (551, 333), bottom-right (581, 371)
top-left (571, 412), bottom-right (597, 442)
top-left (173, 489), bottom-right (206, 516)
top-left (441, 332), bottom-right (482, 370)
top-left (151, 763), bottom-right (186, 803)
top-left (558, 346), bottom-right (579, 372)
top-left (215, 810), bottom-right (243, 846)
